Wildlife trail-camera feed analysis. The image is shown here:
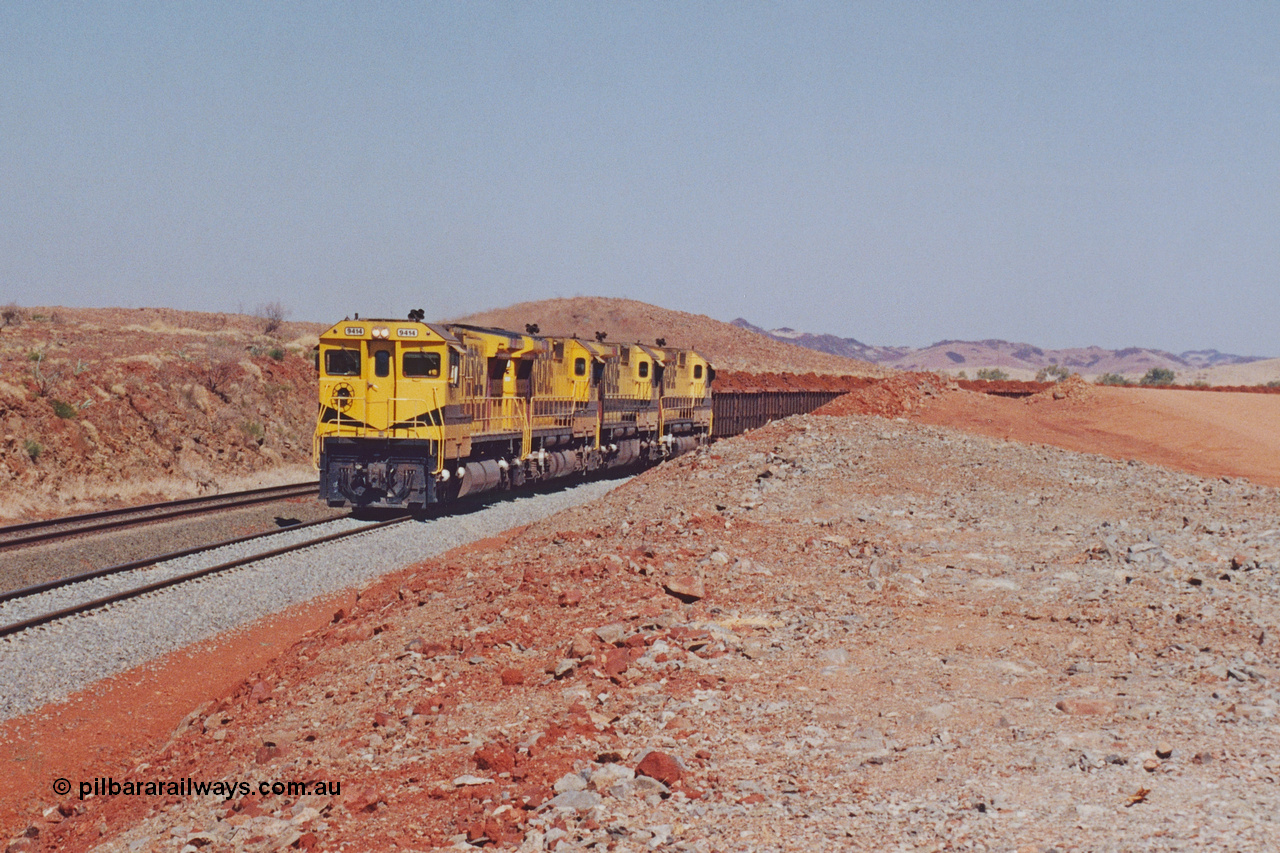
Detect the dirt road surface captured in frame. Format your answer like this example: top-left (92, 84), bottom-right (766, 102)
top-left (915, 384), bottom-right (1280, 488)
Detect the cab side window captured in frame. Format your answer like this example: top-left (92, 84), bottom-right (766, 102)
top-left (693, 364), bottom-right (703, 379)
top-left (403, 351), bottom-right (441, 377)
top-left (324, 349), bottom-right (361, 376)
top-left (638, 361), bottom-right (649, 379)
top-left (574, 357), bottom-right (587, 377)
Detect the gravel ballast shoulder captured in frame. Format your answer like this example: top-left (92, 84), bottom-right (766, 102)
top-left (0, 479), bottom-right (626, 720)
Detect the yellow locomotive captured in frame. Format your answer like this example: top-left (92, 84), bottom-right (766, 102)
top-left (313, 314), bottom-right (714, 509)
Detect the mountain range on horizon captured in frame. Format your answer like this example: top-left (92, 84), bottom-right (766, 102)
top-left (731, 319), bottom-right (1271, 378)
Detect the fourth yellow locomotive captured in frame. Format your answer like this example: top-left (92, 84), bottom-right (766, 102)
top-left (313, 314), bottom-right (714, 509)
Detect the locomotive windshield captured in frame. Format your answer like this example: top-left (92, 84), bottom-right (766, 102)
top-left (324, 349), bottom-right (361, 376)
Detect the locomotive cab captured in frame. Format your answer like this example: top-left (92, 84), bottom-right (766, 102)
top-left (657, 347), bottom-right (714, 454)
top-left (315, 319), bottom-right (458, 509)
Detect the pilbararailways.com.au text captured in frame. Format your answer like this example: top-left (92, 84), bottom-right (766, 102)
top-left (64, 777), bottom-right (341, 801)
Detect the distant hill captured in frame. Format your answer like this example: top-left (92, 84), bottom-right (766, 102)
top-left (732, 319), bottom-right (1272, 382)
top-left (451, 298), bottom-right (888, 376)
top-left (731, 319), bottom-right (912, 365)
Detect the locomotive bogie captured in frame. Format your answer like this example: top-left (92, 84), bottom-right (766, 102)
top-left (313, 316), bottom-right (714, 509)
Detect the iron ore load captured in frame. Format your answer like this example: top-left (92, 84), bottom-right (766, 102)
top-left (313, 314), bottom-right (714, 509)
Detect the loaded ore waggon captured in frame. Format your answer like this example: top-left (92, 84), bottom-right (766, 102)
top-left (313, 315), bottom-right (714, 509)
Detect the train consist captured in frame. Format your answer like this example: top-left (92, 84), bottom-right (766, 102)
top-left (313, 315), bottom-right (714, 509)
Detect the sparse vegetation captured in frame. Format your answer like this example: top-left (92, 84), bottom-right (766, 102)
top-left (1096, 373), bottom-right (1133, 386)
top-left (1267, 380), bottom-right (1280, 389)
top-left (976, 368), bottom-right (1009, 381)
top-left (268, 346), bottom-right (286, 362)
top-left (26, 350), bottom-right (60, 397)
top-left (199, 351), bottom-right (238, 403)
top-left (1140, 367), bottom-right (1176, 386)
top-left (23, 439), bottom-right (42, 461)
top-left (1, 303), bottom-right (21, 331)
top-left (264, 382), bottom-right (292, 401)
top-left (256, 301), bottom-right (288, 336)
top-left (240, 420), bottom-right (265, 442)
top-left (50, 399), bottom-right (77, 419)
top-left (1035, 363), bottom-right (1070, 383)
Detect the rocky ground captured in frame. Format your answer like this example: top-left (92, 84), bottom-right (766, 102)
top-left (13, 396), bottom-right (1280, 852)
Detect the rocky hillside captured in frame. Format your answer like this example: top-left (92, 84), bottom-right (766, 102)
top-left (0, 306), bottom-right (323, 519)
top-left (453, 298), bottom-right (887, 376)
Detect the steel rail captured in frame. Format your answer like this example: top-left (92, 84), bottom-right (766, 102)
top-left (0, 482), bottom-right (318, 550)
top-left (0, 516), bottom-right (412, 639)
top-left (0, 515), bottom-right (340, 605)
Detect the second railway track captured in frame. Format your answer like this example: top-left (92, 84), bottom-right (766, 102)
top-left (0, 481), bottom-right (320, 550)
top-left (0, 514), bottom-right (411, 639)
top-left (0, 478), bottom-right (629, 721)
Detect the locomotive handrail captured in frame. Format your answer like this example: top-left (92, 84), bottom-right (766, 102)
top-left (314, 390), bottom-right (449, 470)
top-left (529, 396), bottom-right (585, 430)
top-left (461, 397), bottom-right (530, 440)
top-left (520, 399), bottom-right (532, 458)
top-left (658, 394), bottom-right (713, 433)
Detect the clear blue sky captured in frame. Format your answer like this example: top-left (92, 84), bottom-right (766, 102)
top-left (2, 2), bottom-right (1277, 353)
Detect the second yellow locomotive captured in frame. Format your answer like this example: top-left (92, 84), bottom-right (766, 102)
top-left (313, 314), bottom-right (713, 509)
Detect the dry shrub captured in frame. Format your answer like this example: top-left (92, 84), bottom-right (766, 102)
top-left (256, 301), bottom-right (288, 336)
top-left (200, 344), bottom-right (241, 402)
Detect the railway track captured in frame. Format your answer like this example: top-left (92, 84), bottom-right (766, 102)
top-left (0, 481), bottom-right (318, 550)
top-left (0, 514), bottom-right (411, 639)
